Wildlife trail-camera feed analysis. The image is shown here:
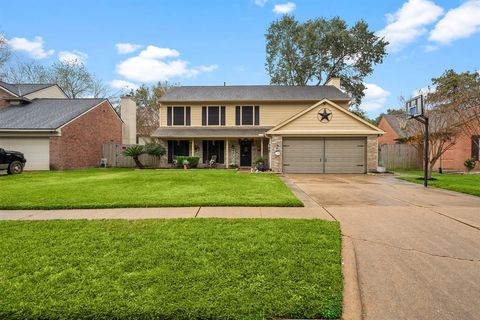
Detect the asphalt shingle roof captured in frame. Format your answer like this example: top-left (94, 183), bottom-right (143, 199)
top-left (383, 114), bottom-right (408, 138)
top-left (0, 81), bottom-right (57, 96)
top-left (0, 98), bottom-right (106, 130)
top-left (159, 85), bottom-right (350, 102)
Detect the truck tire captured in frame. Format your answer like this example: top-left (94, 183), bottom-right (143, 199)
top-left (7, 161), bottom-right (23, 174)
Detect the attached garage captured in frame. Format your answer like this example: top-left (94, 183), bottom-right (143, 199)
top-left (0, 137), bottom-right (50, 170)
top-left (267, 99), bottom-right (384, 174)
top-left (283, 138), bottom-right (366, 173)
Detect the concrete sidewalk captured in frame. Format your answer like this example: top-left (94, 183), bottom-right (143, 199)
top-left (0, 206), bottom-right (335, 221)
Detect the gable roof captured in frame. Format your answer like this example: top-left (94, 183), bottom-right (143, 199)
top-left (0, 81), bottom-right (58, 97)
top-left (159, 85), bottom-right (351, 102)
top-left (381, 114), bottom-right (408, 138)
top-left (0, 98), bottom-right (108, 130)
top-left (267, 99), bottom-right (384, 135)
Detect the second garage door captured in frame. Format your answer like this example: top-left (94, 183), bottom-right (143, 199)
top-left (283, 138), bottom-right (366, 173)
top-left (0, 138), bottom-right (50, 170)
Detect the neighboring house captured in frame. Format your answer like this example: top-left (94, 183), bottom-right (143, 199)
top-left (153, 80), bottom-right (384, 173)
top-left (0, 81), bottom-right (123, 170)
top-left (378, 114), bottom-right (479, 171)
top-left (378, 114), bottom-right (408, 145)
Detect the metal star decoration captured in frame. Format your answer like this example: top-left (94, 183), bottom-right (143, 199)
top-left (318, 108), bottom-right (333, 123)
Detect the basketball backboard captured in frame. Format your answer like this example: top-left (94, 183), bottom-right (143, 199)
top-left (406, 95), bottom-right (424, 119)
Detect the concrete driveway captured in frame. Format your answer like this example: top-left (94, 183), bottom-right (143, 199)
top-left (285, 174), bottom-right (480, 320)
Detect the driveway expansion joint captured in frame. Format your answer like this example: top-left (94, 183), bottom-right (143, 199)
top-left (344, 234), bottom-right (480, 263)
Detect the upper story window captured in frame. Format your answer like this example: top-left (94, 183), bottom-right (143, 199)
top-left (167, 106), bottom-right (190, 126)
top-left (202, 106), bottom-right (225, 126)
top-left (236, 105), bottom-right (260, 125)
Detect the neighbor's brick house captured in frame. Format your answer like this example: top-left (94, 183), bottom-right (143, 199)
top-left (378, 114), bottom-right (479, 171)
top-left (0, 81), bottom-right (122, 170)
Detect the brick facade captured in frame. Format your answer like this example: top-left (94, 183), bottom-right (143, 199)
top-left (378, 117), bottom-right (398, 145)
top-left (269, 135), bottom-right (283, 172)
top-left (366, 135), bottom-right (379, 172)
top-left (0, 90), bottom-right (13, 109)
top-left (50, 101), bottom-right (122, 170)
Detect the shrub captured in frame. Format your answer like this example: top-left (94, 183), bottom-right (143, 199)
top-left (145, 142), bottom-right (165, 158)
top-left (229, 163), bottom-right (239, 169)
top-left (175, 156), bottom-right (199, 168)
top-left (253, 156), bottom-right (265, 165)
top-left (464, 158), bottom-right (476, 172)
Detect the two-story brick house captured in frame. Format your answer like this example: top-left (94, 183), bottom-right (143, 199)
top-left (154, 81), bottom-right (384, 173)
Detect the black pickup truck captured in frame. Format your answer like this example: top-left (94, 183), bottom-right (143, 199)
top-left (0, 148), bottom-right (27, 174)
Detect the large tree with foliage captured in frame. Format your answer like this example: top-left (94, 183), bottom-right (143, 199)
top-left (265, 15), bottom-right (388, 105)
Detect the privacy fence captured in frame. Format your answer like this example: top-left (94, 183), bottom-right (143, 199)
top-left (102, 144), bottom-right (161, 168)
top-left (378, 144), bottom-right (420, 170)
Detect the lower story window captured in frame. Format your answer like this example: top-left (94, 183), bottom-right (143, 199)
top-left (167, 140), bottom-right (189, 163)
top-left (202, 140), bottom-right (225, 164)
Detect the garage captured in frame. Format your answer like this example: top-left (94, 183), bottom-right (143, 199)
top-left (0, 138), bottom-right (50, 170)
top-left (282, 138), bottom-right (366, 173)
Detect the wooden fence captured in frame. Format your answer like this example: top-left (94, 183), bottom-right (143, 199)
top-left (379, 144), bottom-right (420, 170)
top-left (102, 144), bottom-right (161, 168)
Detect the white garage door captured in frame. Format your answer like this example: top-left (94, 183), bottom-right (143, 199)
top-left (0, 138), bottom-right (50, 170)
top-left (283, 138), bottom-right (366, 174)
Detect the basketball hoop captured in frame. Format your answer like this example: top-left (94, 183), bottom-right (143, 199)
top-left (406, 95), bottom-right (429, 187)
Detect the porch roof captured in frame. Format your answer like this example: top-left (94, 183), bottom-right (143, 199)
top-left (152, 126), bottom-right (272, 138)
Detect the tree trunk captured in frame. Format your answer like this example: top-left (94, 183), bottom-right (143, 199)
top-left (133, 156), bottom-right (144, 169)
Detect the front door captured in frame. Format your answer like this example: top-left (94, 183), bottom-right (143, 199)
top-left (240, 140), bottom-right (252, 167)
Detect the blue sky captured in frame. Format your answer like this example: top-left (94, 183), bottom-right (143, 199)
top-left (2, 0), bottom-right (480, 117)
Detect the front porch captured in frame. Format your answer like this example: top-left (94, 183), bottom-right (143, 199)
top-left (161, 137), bottom-right (269, 168)
top-left (152, 126), bottom-right (273, 169)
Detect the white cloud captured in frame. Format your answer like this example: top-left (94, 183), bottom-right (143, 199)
top-left (138, 46), bottom-right (179, 59)
top-left (273, 2), bottom-right (296, 14)
top-left (377, 0), bottom-right (444, 52)
top-left (116, 45), bottom-right (217, 82)
top-left (58, 50), bottom-right (88, 64)
top-left (360, 83), bottom-right (391, 112)
top-left (429, 0), bottom-right (480, 44)
top-left (116, 43), bottom-right (143, 54)
top-left (8, 36), bottom-right (54, 59)
top-left (254, 0), bottom-right (268, 6)
top-left (111, 80), bottom-right (139, 91)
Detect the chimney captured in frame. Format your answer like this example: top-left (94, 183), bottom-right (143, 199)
top-left (326, 77), bottom-right (341, 89)
top-left (120, 95), bottom-right (137, 144)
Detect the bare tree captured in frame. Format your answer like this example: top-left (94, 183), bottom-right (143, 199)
top-left (3, 60), bottom-right (50, 83)
top-left (404, 100), bottom-right (461, 179)
top-left (0, 33), bottom-right (12, 78)
top-left (428, 70), bottom-right (480, 162)
top-left (133, 82), bottom-right (177, 136)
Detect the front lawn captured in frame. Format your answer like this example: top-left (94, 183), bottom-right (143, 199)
top-left (397, 171), bottom-right (480, 197)
top-left (0, 219), bottom-right (342, 319)
top-left (0, 169), bottom-right (302, 209)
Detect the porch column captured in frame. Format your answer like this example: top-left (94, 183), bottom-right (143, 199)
top-left (191, 139), bottom-right (195, 156)
top-left (225, 139), bottom-right (229, 167)
top-left (260, 138), bottom-right (264, 159)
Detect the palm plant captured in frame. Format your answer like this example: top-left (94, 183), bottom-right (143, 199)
top-left (123, 145), bottom-right (145, 169)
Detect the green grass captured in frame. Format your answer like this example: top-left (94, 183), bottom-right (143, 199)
top-left (0, 219), bottom-right (342, 319)
top-left (0, 169), bottom-right (302, 209)
top-left (396, 170), bottom-right (480, 197)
